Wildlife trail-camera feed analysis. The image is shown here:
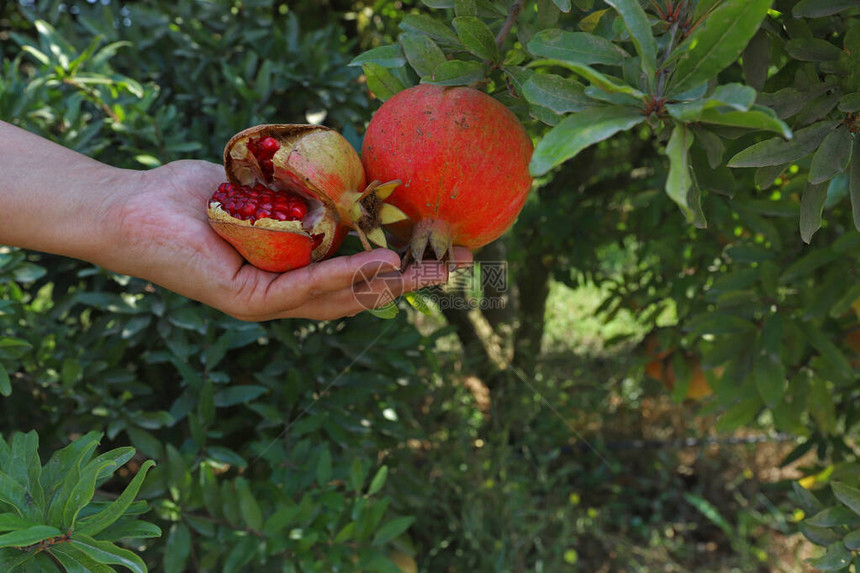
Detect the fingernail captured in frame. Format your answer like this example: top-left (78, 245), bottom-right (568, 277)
top-left (378, 260), bottom-right (401, 273)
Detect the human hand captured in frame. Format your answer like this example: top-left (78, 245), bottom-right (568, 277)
top-left (100, 159), bottom-right (471, 321)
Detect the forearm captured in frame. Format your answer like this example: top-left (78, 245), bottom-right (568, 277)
top-left (0, 121), bottom-right (460, 321)
top-left (0, 121), bottom-right (130, 263)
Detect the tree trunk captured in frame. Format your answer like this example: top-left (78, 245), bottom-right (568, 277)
top-left (511, 254), bottom-right (551, 378)
top-left (475, 238), bottom-right (517, 337)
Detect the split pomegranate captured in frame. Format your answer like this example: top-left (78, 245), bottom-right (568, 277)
top-left (361, 85), bottom-right (533, 261)
top-left (207, 124), bottom-right (406, 272)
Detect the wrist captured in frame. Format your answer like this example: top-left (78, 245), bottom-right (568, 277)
top-left (76, 165), bottom-right (149, 269)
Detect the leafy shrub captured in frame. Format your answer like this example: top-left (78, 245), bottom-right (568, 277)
top-left (1, 2), bottom-right (425, 571)
top-left (0, 431), bottom-right (156, 572)
top-left (4, 0), bottom-right (860, 570)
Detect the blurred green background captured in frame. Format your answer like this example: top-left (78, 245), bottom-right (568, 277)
top-left (4, 0), bottom-right (856, 571)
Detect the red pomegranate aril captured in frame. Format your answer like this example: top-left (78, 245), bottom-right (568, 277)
top-left (212, 182), bottom-right (308, 224)
top-left (289, 204), bottom-right (307, 220)
top-left (247, 136), bottom-right (282, 181)
top-left (259, 136), bottom-right (280, 153)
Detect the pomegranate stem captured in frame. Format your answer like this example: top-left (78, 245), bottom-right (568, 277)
top-left (355, 227), bottom-right (374, 252)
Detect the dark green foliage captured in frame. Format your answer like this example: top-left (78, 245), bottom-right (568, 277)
top-left (356, 0), bottom-right (860, 568)
top-left (4, 0), bottom-right (860, 570)
top-left (0, 431), bottom-right (156, 572)
top-left (0, 2), bottom-right (426, 571)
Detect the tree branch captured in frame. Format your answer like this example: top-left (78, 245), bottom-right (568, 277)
top-left (495, 0), bottom-right (523, 49)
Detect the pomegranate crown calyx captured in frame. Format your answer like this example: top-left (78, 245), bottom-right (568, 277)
top-left (347, 179), bottom-right (407, 250)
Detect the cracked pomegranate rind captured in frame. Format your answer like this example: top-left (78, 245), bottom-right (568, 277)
top-left (209, 124), bottom-right (405, 272)
top-left (207, 211), bottom-right (314, 273)
top-left (361, 85), bottom-right (533, 262)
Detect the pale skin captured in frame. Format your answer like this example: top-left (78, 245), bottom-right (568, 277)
top-left (0, 121), bottom-right (470, 321)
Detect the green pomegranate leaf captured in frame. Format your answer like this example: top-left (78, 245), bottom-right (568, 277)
top-left (665, 123), bottom-right (705, 227)
top-left (367, 465), bottom-right (389, 496)
top-left (697, 108), bottom-right (791, 138)
top-left (793, 481), bottom-right (825, 515)
top-left (809, 126), bottom-right (853, 184)
top-left (754, 354), bottom-right (786, 409)
top-left (348, 45), bottom-right (406, 69)
top-left (666, 83), bottom-right (757, 121)
top-left (851, 140), bottom-right (860, 231)
top-left (798, 522), bottom-right (841, 547)
top-left (223, 536), bottom-right (257, 573)
top-left (785, 38), bottom-right (844, 62)
top-left (806, 541), bottom-right (851, 571)
top-left (0, 513), bottom-right (40, 532)
top-left (372, 516), bottom-right (416, 547)
top-left (70, 534), bottom-right (146, 573)
top-left (367, 302), bottom-right (400, 320)
top-left (800, 180), bottom-right (829, 244)
top-left (727, 121), bottom-right (837, 168)
top-left (163, 523), bottom-right (191, 573)
top-left (521, 74), bottom-right (589, 114)
top-left (0, 471), bottom-right (29, 518)
top-left (584, 85), bottom-right (644, 107)
top-left (804, 323), bottom-right (853, 379)
top-left (0, 547), bottom-right (36, 569)
top-left (452, 17), bottom-right (498, 62)
top-left (0, 364), bottom-right (9, 397)
top-left (844, 528), bottom-right (860, 551)
top-left (399, 14), bottom-right (461, 48)
top-left (743, 30), bottom-right (770, 90)
top-left (0, 525), bottom-right (61, 549)
top-left (833, 482), bottom-right (860, 517)
top-left (715, 396), bottom-right (761, 433)
top-left (400, 33), bottom-right (446, 77)
top-left (421, 0), bottom-right (454, 7)
top-left (235, 477), bottom-right (263, 532)
top-left (603, 0), bottom-right (656, 84)
top-left (527, 29), bottom-right (627, 67)
top-left (213, 385), bottom-right (268, 408)
top-left (50, 543), bottom-right (114, 573)
top-left (63, 459), bottom-right (118, 530)
top-left (529, 58), bottom-right (644, 98)
top-left (840, 93), bottom-right (860, 113)
top-left (530, 106), bottom-right (645, 176)
top-left (793, 0), bottom-right (858, 18)
top-left (40, 432), bottom-right (100, 500)
top-left (362, 63), bottom-right (406, 102)
top-left (667, 0), bottom-right (771, 97)
top-left (453, 0), bottom-right (476, 17)
top-left (425, 59), bottom-right (488, 86)
top-left (96, 519), bottom-right (161, 542)
top-left (401, 292), bottom-right (431, 315)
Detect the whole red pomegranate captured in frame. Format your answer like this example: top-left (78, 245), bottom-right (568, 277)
top-left (208, 124), bottom-right (406, 272)
top-left (361, 85), bottom-right (533, 261)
